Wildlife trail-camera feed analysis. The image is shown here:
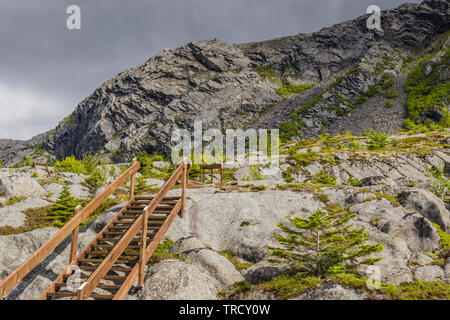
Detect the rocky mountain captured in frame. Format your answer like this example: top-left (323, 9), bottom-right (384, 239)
top-left (0, 0), bottom-right (448, 165)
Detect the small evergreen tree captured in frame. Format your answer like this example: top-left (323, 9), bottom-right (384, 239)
top-left (47, 185), bottom-right (79, 227)
top-left (268, 209), bottom-right (385, 278)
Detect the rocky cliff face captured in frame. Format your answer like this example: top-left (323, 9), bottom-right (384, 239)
top-left (0, 0), bottom-right (449, 165)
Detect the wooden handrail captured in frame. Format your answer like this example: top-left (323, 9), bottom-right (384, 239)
top-left (77, 159), bottom-right (188, 300)
top-left (0, 158), bottom-right (140, 299)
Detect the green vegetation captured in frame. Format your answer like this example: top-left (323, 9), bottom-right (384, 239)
top-left (218, 250), bottom-right (254, 271)
top-left (31, 172), bottom-right (39, 178)
top-left (54, 155), bottom-right (100, 174)
top-left (267, 209), bottom-right (384, 278)
top-left (251, 65), bottom-right (279, 84)
top-left (147, 238), bottom-right (186, 265)
top-left (11, 156), bottom-right (33, 168)
top-left (311, 170), bottom-right (337, 186)
top-left (365, 130), bottom-right (389, 150)
top-left (275, 82), bottom-right (314, 98)
top-left (137, 152), bottom-right (172, 179)
top-left (111, 148), bottom-right (126, 162)
top-left (384, 89), bottom-right (399, 99)
top-left (381, 73), bottom-right (394, 89)
top-left (385, 100), bottom-right (394, 108)
top-left (249, 166), bottom-right (264, 180)
top-left (427, 166), bottom-right (450, 203)
top-left (83, 169), bottom-right (107, 195)
top-left (46, 186), bottom-right (80, 228)
top-left (404, 49), bottom-right (450, 130)
top-left (279, 68), bottom-right (359, 141)
top-left (0, 196), bottom-right (26, 207)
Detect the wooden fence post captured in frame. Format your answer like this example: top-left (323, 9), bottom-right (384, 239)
top-left (138, 207), bottom-right (149, 287)
top-left (129, 158), bottom-right (137, 201)
top-left (69, 206), bottom-right (82, 265)
top-left (220, 163), bottom-right (224, 184)
top-left (181, 159), bottom-right (188, 218)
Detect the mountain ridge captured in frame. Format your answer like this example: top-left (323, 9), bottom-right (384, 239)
top-left (0, 0), bottom-right (449, 165)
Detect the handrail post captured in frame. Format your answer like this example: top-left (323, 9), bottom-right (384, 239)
top-left (180, 158), bottom-right (188, 218)
top-left (138, 207), bottom-right (149, 287)
top-left (129, 158), bottom-right (137, 201)
top-left (69, 206), bottom-right (82, 265)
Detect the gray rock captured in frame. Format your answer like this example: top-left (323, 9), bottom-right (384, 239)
top-left (168, 236), bottom-right (206, 254)
top-left (398, 188), bottom-right (450, 232)
top-left (144, 178), bottom-right (165, 188)
top-left (414, 265), bottom-right (445, 282)
top-left (166, 190), bottom-right (323, 262)
top-left (291, 280), bottom-right (368, 300)
top-left (242, 261), bottom-right (292, 284)
top-left (184, 249), bottom-right (245, 287)
top-left (411, 253), bottom-right (435, 267)
top-left (0, 175), bottom-right (46, 198)
top-left (136, 260), bottom-right (220, 300)
top-left (0, 197), bottom-right (51, 228)
top-left (152, 161), bottom-right (170, 170)
top-left (68, 184), bottom-right (90, 199)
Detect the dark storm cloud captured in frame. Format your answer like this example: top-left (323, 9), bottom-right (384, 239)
top-left (0, 0), bottom-right (420, 139)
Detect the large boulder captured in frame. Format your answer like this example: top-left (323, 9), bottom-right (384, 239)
top-left (398, 188), bottom-right (450, 232)
top-left (136, 260), bottom-right (220, 300)
top-left (184, 249), bottom-right (244, 287)
top-left (166, 189), bottom-right (323, 262)
top-left (413, 265), bottom-right (445, 282)
top-left (0, 175), bottom-right (46, 198)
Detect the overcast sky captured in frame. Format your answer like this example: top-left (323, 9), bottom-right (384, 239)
top-left (0, 0), bottom-right (420, 140)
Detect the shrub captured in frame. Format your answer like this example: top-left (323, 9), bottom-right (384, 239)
top-left (385, 100), bottom-right (394, 108)
top-left (275, 82), bottom-right (314, 98)
top-left (267, 209), bottom-right (385, 278)
top-left (83, 169), bottom-right (107, 195)
top-left (0, 159), bottom-right (3, 169)
top-left (31, 172), bottom-right (39, 178)
top-left (347, 140), bottom-right (362, 151)
top-left (365, 130), bottom-right (389, 150)
top-left (385, 89), bottom-right (399, 99)
top-left (47, 186), bottom-right (79, 228)
top-left (311, 170), bottom-right (337, 186)
top-left (54, 156), bottom-right (87, 174)
top-left (365, 85), bottom-right (380, 98)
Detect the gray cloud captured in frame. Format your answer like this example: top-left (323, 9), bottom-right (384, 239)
top-left (0, 0), bottom-right (420, 139)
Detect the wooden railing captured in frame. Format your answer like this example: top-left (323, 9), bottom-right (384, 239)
top-left (76, 158), bottom-right (189, 300)
top-left (32, 162), bottom-right (51, 176)
top-left (0, 158), bottom-right (141, 299)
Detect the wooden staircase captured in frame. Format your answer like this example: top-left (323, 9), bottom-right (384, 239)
top-left (0, 158), bottom-right (190, 300)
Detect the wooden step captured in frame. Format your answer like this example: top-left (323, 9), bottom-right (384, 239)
top-left (47, 292), bottom-right (114, 299)
top-left (102, 231), bottom-right (156, 236)
top-left (91, 244), bottom-right (141, 249)
top-left (123, 210), bottom-right (171, 215)
top-left (64, 274), bottom-right (128, 281)
top-left (78, 258), bottom-right (138, 264)
top-left (134, 196), bottom-right (180, 201)
top-left (85, 250), bottom-right (140, 256)
top-left (54, 283), bottom-right (121, 290)
top-left (78, 265), bottom-right (133, 272)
